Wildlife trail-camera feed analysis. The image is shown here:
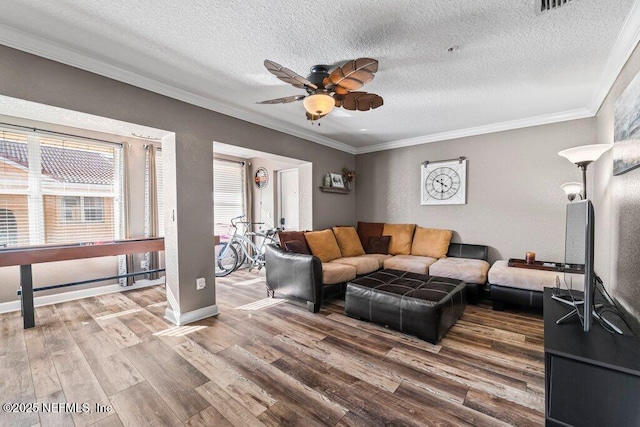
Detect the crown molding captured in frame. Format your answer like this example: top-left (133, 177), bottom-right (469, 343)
top-left (355, 108), bottom-right (593, 154)
top-left (0, 24), bottom-right (356, 155)
top-left (588, 0), bottom-right (640, 114)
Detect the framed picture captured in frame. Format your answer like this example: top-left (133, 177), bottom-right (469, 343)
top-left (614, 70), bottom-right (640, 175)
top-left (421, 159), bottom-right (467, 205)
top-left (330, 173), bottom-right (345, 188)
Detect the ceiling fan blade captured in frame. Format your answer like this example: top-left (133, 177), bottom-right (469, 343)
top-left (264, 60), bottom-right (318, 90)
top-left (257, 95), bottom-right (305, 104)
top-left (341, 91), bottom-right (384, 111)
top-left (327, 58), bottom-right (378, 91)
top-left (333, 86), bottom-right (349, 95)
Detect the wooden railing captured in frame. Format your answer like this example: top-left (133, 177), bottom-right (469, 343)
top-left (0, 238), bottom-right (165, 328)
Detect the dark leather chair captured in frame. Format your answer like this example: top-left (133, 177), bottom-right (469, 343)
top-left (265, 244), bottom-right (324, 312)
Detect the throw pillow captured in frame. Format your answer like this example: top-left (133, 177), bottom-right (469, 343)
top-left (357, 221), bottom-right (385, 249)
top-left (304, 229), bottom-right (343, 263)
top-left (366, 236), bottom-right (391, 254)
top-left (332, 226), bottom-right (365, 257)
top-left (284, 240), bottom-right (311, 255)
top-left (278, 230), bottom-right (310, 254)
top-left (411, 227), bottom-right (453, 258)
top-left (382, 223), bottom-right (416, 255)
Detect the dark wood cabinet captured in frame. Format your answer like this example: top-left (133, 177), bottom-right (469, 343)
top-left (543, 288), bottom-right (640, 426)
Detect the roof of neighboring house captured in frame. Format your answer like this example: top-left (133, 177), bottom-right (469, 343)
top-left (0, 139), bottom-right (114, 185)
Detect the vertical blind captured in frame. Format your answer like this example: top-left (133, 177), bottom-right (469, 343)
top-left (0, 130), bottom-right (123, 247)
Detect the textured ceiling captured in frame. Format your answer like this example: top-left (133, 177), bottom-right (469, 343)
top-left (0, 0), bottom-right (638, 153)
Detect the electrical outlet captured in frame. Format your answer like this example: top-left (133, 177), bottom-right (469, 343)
top-left (140, 260), bottom-right (149, 269)
top-left (196, 277), bottom-right (206, 290)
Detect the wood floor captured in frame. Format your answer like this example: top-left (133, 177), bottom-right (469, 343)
top-left (0, 270), bottom-right (545, 426)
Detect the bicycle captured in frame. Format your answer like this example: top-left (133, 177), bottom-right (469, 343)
top-left (215, 215), bottom-right (282, 277)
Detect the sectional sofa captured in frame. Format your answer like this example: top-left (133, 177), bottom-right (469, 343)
top-left (265, 222), bottom-right (490, 312)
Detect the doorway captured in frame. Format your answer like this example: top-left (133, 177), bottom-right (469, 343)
top-left (277, 168), bottom-right (299, 231)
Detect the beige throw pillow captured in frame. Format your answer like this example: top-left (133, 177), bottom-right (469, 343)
top-left (411, 227), bottom-right (452, 258)
top-left (304, 230), bottom-right (343, 262)
top-left (333, 226), bottom-right (365, 257)
top-left (382, 223), bottom-right (416, 255)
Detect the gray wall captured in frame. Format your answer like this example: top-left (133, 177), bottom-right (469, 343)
top-left (593, 41), bottom-right (640, 332)
top-left (0, 45), bottom-right (355, 315)
top-left (356, 119), bottom-right (597, 264)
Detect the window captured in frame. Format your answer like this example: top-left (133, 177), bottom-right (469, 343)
top-left (0, 208), bottom-right (18, 248)
top-left (144, 146), bottom-right (163, 238)
top-left (0, 132), bottom-right (30, 246)
top-left (60, 196), bottom-right (104, 223)
top-left (0, 130), bottom-right (122, 246)
top-left (61, 196), bottom-right (81, 223)
top-left (213, 158), bottom-right (246, 229)
top-left (155, 149), bottom-right (164, 236)
top-left (83, 197), bottom-right (105, 222)
top-left (145, 154), bottom-right (246, 237)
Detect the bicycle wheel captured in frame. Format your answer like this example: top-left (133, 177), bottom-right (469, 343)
top-left (215, 243), bottom-right (238, 277)
top-left (232, 241), bottom-right (246, 268)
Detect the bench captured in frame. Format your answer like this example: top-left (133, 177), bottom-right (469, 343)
top-left (344, 269), bottom-right (467, 344)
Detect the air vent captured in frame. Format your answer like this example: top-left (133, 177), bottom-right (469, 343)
top-left (535, 0), bottom-right (575, 14)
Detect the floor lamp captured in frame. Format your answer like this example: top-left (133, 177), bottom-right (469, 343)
top-left (556, 143), bottom-right (621, 333)
top-left (558, 144), bottom-right (613, 199)
top-left (561, 182), bottom-right (583, 201)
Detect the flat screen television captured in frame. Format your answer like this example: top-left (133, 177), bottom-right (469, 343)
top-left (564, 199), bottom-right (595, 332)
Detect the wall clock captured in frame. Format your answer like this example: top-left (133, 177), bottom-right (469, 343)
top-left (254, 167), bottom-right (269, 189)
top-left (420, 158), bottom-right (467, 205)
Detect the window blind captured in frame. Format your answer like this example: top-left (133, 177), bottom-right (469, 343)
top-left (0, 130), bottom-right (123, 247)
top-left (155, 148), bottom-right (164, 237)
top-left (213, 158), bottom-right (246, 233)
top-left (0, 132), bottom-right (30, 247)
top-left (40, 137), bottom-right (119, 244)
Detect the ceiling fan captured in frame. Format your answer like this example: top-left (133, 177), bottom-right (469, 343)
top-left (257, 58), bottom-right (383, 122)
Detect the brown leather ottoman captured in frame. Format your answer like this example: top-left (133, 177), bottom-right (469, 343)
top-left (344, 269), bottom-right (467, 344)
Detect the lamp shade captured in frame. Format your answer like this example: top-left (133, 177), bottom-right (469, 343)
top-left (558, 144), bottom-right (613, 164)
top-left (303, 93), bottom-right (335, 116)
top-left (561, 182), bottom-right (583, 197)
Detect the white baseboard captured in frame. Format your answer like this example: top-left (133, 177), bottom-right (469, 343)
top-left (0, 277), bottom-right (166, 314)
top-left (165, 304), bottom-right (218, 326)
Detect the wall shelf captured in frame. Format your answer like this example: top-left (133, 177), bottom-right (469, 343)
top-left (319, 186), bottom-right (351, 194)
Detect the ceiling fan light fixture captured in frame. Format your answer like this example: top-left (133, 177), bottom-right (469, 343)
top-left (303, 93), bottom-right (335, 116)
